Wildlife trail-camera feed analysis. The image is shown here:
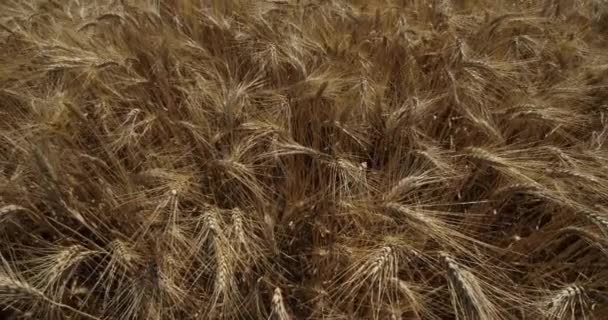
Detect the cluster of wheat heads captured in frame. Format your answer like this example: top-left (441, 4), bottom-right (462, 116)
top-left (1, 0), bottom-right (608, 319)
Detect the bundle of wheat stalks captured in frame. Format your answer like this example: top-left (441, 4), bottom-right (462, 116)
top-left (1, 0), bottom-right (607, 319)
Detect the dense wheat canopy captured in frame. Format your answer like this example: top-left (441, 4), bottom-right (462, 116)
top-left (1, 0), bottom-right (608, 319)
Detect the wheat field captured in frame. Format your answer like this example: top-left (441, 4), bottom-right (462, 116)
top-left (1, 0), bottom-right (607, 319)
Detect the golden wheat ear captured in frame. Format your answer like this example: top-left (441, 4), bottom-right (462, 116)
top-left (270, 287), bottom-right (293, 320)
top-left (26, 244), bottom-right (97, 301)
top-left (328, 242), bottom-right (403, 319)
top-left (188, 207), bottom-right (244, 319)
top-left (0, 254), bottom-right (100, 320)
top-left (540, 284), bottom-right (598, 320)
top-left (440, 253), bottom-right (510, 320)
